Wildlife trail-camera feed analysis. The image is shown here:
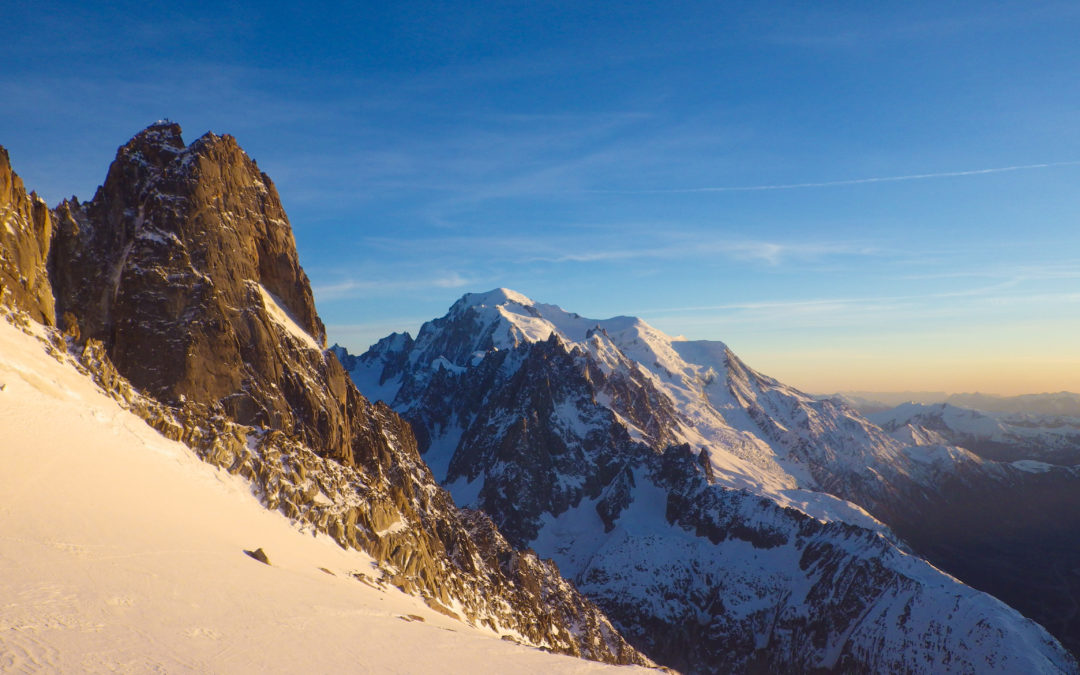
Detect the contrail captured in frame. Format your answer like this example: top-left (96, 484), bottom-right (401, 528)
top-left (593, 160), bottom-right (1080, 194)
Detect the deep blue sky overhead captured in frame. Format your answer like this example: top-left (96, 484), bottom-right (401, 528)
top-left (3, 2), bottom-right (1079, 393)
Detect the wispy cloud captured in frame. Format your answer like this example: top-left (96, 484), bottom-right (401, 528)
top-left (900, 261), bottom-right (1080, 282)
top-left (355, 230), bottom-right (878, 270)
top-left (313, 272), bottom-right (472, 300)
top-left (589, 161), bottom-right (1080, 194)
top-left (639, 284), bottom-right (1080, 334)
top-left (531, 240), bottom-right (877, 266)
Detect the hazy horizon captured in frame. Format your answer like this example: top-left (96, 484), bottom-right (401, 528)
top-left (3, 2), bottom-right (1077, 396)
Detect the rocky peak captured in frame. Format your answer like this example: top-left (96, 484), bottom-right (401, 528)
top-left (47, 123), bottom-right (340, 462)
top-left (119, 120), bottom-right (185, 159)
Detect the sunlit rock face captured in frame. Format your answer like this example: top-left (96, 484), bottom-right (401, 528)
top-left (0, 146), bottom-right (55, 325)
top-left (47, 121), bottom-right (344, 459)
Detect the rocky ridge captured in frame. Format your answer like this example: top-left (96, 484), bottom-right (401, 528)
top-left (0, 128), bottom-right (651, 667)
top-left (346, 288), bottom-right (1079, 673)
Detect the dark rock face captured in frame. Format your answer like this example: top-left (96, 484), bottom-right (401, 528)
top-left (0, 126), bottom-right (651, 667)
top-left (0, 147), bottom-right (55, 325)
top-left (444, 336), bottom-right (636, 544)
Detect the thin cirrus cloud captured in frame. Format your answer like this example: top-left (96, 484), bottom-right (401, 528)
top-left (641, 285), bottom-right (1080, 331)
top-left (590, 161), bottom-right (1080, 194)
top-left (900, 261), bottom-right (1080, 282)
top-left (352, 233), bottom-right (877, 271)
top-left (313, 273), bottom-right (473, 301)
top-left (531, 240), bottom-right (878, 266)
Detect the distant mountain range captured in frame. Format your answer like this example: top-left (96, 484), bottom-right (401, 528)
top-left (831, 390), bottom-right (1080, 417)
top-left (870, 401), bottom-right (1080, 464)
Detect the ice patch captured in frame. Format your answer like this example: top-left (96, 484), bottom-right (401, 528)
top-left (1012, 459), bottom-right (1054, 473)
top-left (254, 282), bottom-right (322, 351)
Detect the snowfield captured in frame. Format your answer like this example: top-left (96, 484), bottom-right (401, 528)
top-left (0, 318), bottom-right (651, 674)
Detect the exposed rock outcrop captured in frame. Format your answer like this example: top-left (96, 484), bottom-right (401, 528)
top-left (0, 147), bottom-right (55, 325)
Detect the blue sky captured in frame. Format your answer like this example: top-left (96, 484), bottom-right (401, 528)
top-left (3, 2), bottom-right (1079, 393)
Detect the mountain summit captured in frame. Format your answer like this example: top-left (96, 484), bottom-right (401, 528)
top-left (48, 121), bottom-right (329, 437)
top-left (348, 288), bottom-right (962, 516)
top-left (343, 287), bottom-right (1078, 673)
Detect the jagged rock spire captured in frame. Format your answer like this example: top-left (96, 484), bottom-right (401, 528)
top-left (49, 122), bottom-right (333, 448)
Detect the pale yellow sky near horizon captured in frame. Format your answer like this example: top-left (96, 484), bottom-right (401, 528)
top-left (659, 308), bottom-right (1080, 396)
top-left (742, 350), bottom-right (1080, 396)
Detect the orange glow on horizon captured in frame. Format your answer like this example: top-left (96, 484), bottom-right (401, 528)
top-left (745, 353), bottom-right (1080, 396)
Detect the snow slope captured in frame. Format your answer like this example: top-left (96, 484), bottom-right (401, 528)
top-left (252, 281), bottom-right (324, 351)
top-left (0, 317), bottom-right (652, 675)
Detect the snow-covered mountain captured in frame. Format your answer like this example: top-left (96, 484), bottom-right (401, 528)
top-left (344, 290), bottom-right (957, 513)
top-left (871, 401), bottom-right (1080, 464)
top-left (341, 288), bottom-right (1078, 673)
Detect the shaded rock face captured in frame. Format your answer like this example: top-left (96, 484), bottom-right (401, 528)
top-left (436, 336), bottom-right (639, 544)
top-left (0, 126), bottom-right (651, 667)
top-left (0, 147), bottom-right (55, 325)
top-left (881, 464), bottom-right (1080, 659)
